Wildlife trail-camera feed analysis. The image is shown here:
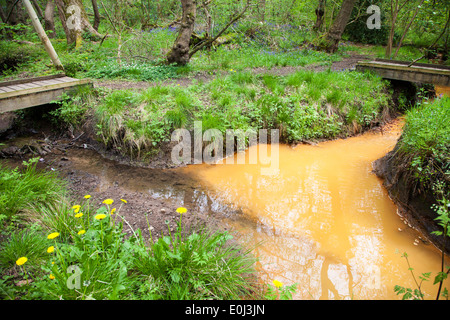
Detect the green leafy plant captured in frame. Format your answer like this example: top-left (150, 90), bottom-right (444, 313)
top-left (133, 207), bottom-right (257, 300)
top-left (263, 279), bottom-right (297, 300)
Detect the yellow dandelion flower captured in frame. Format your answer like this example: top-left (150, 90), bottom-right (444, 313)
top-left (110, 208), bottom-right (116, 215)
top-left (103, 199), bottom-right (114, 205)
top-left (47, 246), bottom-right (55, 253)
top-left (74, 207), bottom-right (80, 213)
top-left (47, 232), bottom-right (60, 240)
top-left (84, 195), bottom-right (91, 199)
top-left (72, 205), bottom-right (81, 210)
top-left (49, 274), bottom-right (55, 280)
top-left (75, 212), bottom-right (83, 218)
top-left (78, 230), bottom-right (86, 235)
top-left (120, 199), bottom-right (127, 204)
top-left (16, 257), bottom-right (28, 266)
top-left (272, 279), bottom-right (283, 288)
top-left (176, 207), bottom-right (187, 214)
top-left (95, 214), bottom-right (107, 220)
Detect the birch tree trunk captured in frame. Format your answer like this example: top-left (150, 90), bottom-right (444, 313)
top-left (23, 0), bottom-right (64, 70)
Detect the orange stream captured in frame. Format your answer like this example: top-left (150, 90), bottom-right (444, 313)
top-left (182, 120), bottom-right (450, 300)
top-left (435, 85), bottom-right (450, 98)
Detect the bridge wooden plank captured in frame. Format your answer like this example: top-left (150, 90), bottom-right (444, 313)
top-left (356, 60), bottom-right (450, 86)
top-left (0, 78), bottom-right (91, 100)
top-left (7, 85), bottom-right (30, 91)
top-left (1, 87), bottom-right (16, 92)
top-left (0, 74), bottom-right (66, 87)
top-left (357, 61), bottom-right (450, 75)
top-left (17, 83), bottom-right (41, 89)
top-left (0, 77), bottom-right (92, 113)
top-left (57, 77), bottom-right (80, 82)
top-left (0, 88), bottom-right (68, 113)
top-left (373, 58), bottom-right (450, 71)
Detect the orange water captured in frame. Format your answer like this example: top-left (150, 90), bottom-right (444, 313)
top-left (182, 121), bottom-right (450, 299)
top-left (435, 85), bottom-right (450, 97)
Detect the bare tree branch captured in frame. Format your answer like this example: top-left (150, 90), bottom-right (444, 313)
top-left (189, 0), bottom-right (251, 58)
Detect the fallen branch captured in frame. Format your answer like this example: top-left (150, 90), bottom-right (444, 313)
top-left (188, 0), bottom-right (251, 58)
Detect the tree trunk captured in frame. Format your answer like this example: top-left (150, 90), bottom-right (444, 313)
top-left (5, 0), bottom-right (27, 25)
top-left (91, 0), bottom-right (100, 31)
top-left (44, 0), bottom-right (56, 38)
top-left (259, 0), bottom-right (266, 22)
top-left (54, 0), bottom-right (102, 47)
top-left (23, 0), bottom-right (64, 70)
top-left (31, 0), bottom-right (44, 18)
top-left (324, 0), bottom-right (357, 53)
top-left (313, 0), bottom-right (326, 31)
top-left (0, 5), bottom-right (7, 23)
top-left (385, 0), bottom-right (398, 58)
top-left (167, 0), bottom-right (196, 65)
top-left (393, 0), bottom-right (425, 58)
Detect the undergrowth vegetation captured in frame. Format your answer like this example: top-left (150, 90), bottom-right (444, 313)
top-left (397, 96), bottom-right (449, 199)
top-left (392, 96), bottom-right (450, 300)
top-left (94, 69), bottom-right (390, 160)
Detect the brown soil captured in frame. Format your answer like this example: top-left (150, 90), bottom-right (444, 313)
top-left (0, 134), bottom-right (220, 242)
top-left (373, 146), bottom-right (450, 254)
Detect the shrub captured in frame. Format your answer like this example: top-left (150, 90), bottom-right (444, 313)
top-left (0, 40), bottom-right (43, 75)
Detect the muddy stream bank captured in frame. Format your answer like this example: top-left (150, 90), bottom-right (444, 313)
top-left (1, 116), bottom-right (449, 300)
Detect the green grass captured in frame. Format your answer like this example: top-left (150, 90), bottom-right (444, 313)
top-left (133, 218), bottom-right (256, 299)
top-left (94, 68), bottom-right (390, 159)
top-left (0, 158), bottom-right (67, 222)
top-left (398, 96), bottom-right (450, 196)
top-left (0, 228), bottom-right (50, 273)
top-left (341, 43), bottom-right (433, 63)
top-left (0, 22), bottom-right (345, 82)
top-left (190, 45), bottom-right (342, 72)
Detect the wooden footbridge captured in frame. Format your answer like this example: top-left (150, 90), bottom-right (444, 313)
top-left (356, 58), bottom-right (450, 86)
top-left (0, 74), bottom-right (92, 114)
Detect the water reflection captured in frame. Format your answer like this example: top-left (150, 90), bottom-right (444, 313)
top-left (182, 121), bottom-right (450, 299)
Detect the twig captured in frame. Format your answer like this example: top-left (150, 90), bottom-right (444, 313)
top-left (5, 0), bottom-right (21, 23)
top-left (189, 0), bottom-right (251, 58)
top-left (408, 7), bottom-right (450, 67)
